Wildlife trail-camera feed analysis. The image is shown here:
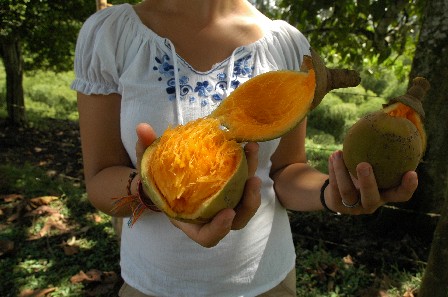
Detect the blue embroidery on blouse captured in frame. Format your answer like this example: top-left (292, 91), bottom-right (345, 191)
top-left (154, 55), bottom-right (175, 77)
top-left (153, 53), bottom-right (253, 105)
top-left (194, 81), bottom-right (213, 97)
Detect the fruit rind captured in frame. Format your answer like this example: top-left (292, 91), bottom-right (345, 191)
top-left (343, 111), bottom-right (423, 189)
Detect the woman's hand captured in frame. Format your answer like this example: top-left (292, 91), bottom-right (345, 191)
top-left (136, 124), bottom-right (261, 248)
top-left (325, 150), bottom-right (418, 215)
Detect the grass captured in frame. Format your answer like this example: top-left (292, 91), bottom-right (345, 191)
top-left (0, 69), bottom-right (428, 296)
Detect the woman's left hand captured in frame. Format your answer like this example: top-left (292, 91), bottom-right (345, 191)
top-left (326, 150), bottom-right (418, 215)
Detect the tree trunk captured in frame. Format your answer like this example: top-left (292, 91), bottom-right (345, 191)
top-left (419, 181), bottom-right (448, 296)
top-left (96, 0), bottom-right (108, 11)
top-left (1, 36), bottom-right (25, 125)
top-left (409, 0), bottom-right (448, 295)
top-left (408, 0), bottom-right (448, 215)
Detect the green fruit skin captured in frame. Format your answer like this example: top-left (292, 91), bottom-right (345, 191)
top-left (342, 111), bottom-right (423, 190)
top-left (140, 140), bottom-right (248, 224)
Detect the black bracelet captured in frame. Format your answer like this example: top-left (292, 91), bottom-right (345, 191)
top-left (320, 179), bottom-right (338, 214)
top-left (127, 171), bottom-right (138, 195)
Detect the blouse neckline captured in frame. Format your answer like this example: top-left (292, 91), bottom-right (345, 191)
top-left (121, 3), bottom-right (274, 74)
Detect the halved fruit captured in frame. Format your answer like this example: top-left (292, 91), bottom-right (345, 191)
top-left (141, 118), bottom-right (247, 223)
top-left (211, 69), bottom-right (316, 142)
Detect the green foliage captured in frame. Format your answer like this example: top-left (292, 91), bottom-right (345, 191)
top-left (23, 70), bottom-right (78, 121)
top-left (0, 64), bottom-right (77, 123)
top-left (306, 73), bottom-right (409, 145)
top-left (1, 0), bottom-right (96, 71)
top-left (359, 48), bottom-right (413, 100)
top-left (307, 92), bottom-right (360, 142)
top-left (305, 129), bottom-right (340, 173)
top-left (278, 0), bottom-right (424, 67)
top-left (0, 0), bottom-right (29, 36)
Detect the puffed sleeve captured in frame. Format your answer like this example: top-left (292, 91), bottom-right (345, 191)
top-left (269, 20), bottom-right (311, 71)
top-left (71, 7), bottom-right (125, 95)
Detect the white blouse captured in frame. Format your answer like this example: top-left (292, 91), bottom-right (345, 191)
top-left (72, 4), bottom-right (310, 297)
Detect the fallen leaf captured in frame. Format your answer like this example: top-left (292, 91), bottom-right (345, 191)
top-left (343, 254), bottom-right (354, 265)
top-left (25, 205), bottom-right (60, 217)
top-left (66, 236), bottom-right (77, 246)
top-left (28, 218), bottom-right (69, 240)
top-left (2, 194), bottom-right (23, 203)
top-left (61, 236), bottom-right (80, 255)
top-left (7, 212), bottom-right (20, 223)
top-left (7, 199), bottom-right (29, 222)
top-left (41, 218), bottom-right (68, 236)
top-left (62, 244), bottom-right (80, 256)
top-left (81, 271), bottom-right (119, 297)
top-left (70, 269), bottom-right (103, 284)
top-left (19, 287), bottom-right (56, 297)
top-left (46, 170), bottom-right (57, 177)
top-left (403, 288), bottom-right (417, 297)
top-left (29, 196), bottom-right (58, 207)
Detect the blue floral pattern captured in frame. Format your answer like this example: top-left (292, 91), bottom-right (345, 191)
top-left (153, 53), bottom-right (254, 105)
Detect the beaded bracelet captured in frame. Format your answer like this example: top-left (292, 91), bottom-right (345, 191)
top-left (112, 171), bottom-right (160, 226)
top-left (320, 178), bottom-right (339, 215)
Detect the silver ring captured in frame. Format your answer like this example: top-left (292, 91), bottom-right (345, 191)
top-left (342, 196), bottom-right (361, 208)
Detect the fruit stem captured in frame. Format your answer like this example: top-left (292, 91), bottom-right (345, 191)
top-left (307, 48), bottom-right (361, 109)
top-left (389, 77), bottom-right (430, 118)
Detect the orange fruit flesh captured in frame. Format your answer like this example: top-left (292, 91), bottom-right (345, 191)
top-left (146, 118), bottom-right (241, 215)
top-left (386, 102), bottom-right (426, 151)
top-left (211, 69), bottom-right (316, 141)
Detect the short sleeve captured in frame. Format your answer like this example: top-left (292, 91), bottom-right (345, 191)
top-left (281, 21), bottom-right (311, 66)
top-left (71, 7), bottom-right (123, 95)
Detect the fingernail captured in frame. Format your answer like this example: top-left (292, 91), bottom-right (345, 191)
top-left (407, 172), bottom-right (418, 187)
top-left (334, 151), bottom-right (342, 160)
top-left (358, 164), bottom-right (371, 177)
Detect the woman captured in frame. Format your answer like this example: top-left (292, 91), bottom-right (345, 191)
top-left (72, 1), bottom-right (418, 296)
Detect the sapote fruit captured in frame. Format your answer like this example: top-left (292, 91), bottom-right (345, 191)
top-left (343, 77), bottom-right (430, 190)
top-left (139, 49), bottom-right (361, 224)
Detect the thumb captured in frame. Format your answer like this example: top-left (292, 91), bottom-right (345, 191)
top-left (136, 123), bottom-right (157, 170)
top-left (137, 123), bottom-right (157, 148)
